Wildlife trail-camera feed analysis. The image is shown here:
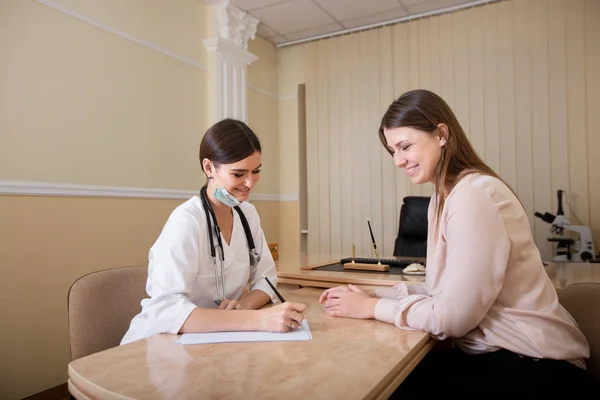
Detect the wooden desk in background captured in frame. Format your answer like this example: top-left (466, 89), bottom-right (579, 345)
top-left (68, 287), bottom-right (434, 400)
top-left (276, 254), bottom-right (426, 289)
top-left (276, 254), bottom-right (600, 290)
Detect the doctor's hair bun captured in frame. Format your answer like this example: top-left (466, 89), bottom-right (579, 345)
top-left (200, 118), bottom-right (262, 168)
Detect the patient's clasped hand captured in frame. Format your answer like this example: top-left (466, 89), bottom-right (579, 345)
top-left (403, 263), bottom-right (425, 274)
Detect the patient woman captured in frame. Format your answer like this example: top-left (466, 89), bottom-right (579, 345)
top-left (121, 119), bottom-right (304, 345)
top-left (319, 89), bottom-right (594, 396)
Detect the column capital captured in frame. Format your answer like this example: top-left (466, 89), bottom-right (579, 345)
top-left (203, 37), bottom-right (257, 65)
top-left (201, 1), bottom-right (259, 123)
top-left (204, 1), bottom-right (259, 50)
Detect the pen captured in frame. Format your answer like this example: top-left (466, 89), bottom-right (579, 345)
top-left (264, 276), bottom-right (286, 303)
top-left (264, 276), bottom-right (304, 330)
top-left (367, 219), bottom-right (381, 264)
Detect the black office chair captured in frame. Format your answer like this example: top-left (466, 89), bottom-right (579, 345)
top-left (393, 196), bottom-right (430, 258)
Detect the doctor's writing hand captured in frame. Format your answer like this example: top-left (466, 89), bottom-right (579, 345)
top-left (258, 302), bottom-right (305, 332)
top-left (217, 299), bottom-right (242, 310)
top-left (323, 284), bottom-right (378, 319)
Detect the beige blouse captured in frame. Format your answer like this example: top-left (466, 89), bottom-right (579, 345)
top-left (374, 173), bottom-right (589, 368)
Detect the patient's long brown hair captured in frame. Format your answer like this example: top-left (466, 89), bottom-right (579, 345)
top-left (378, 89), bottom-right (503, 234)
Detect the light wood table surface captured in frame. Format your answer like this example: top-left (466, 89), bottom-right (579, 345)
top-left (276, 253), bottom-right (426, 289)
top-left (544, 261), bottom-right (600, 289)
top-left (276, 253), bottom-right (600, 290)
top-left (68, 287), bottom-right (434, 400)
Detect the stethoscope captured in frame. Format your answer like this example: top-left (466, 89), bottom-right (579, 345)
top-left (199, 186), bottom-right (261, 305)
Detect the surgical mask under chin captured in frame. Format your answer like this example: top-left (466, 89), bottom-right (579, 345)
top-left (211, 166), bottom-right (241, 208)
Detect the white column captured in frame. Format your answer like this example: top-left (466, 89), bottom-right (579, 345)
top-left (203, 1), bottom-right (259, 123)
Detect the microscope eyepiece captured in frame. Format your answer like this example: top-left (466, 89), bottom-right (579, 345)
top-left (534, 212), bottom-right (556, 224)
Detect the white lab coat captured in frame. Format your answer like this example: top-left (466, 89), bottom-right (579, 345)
top-left (121, 196), bottom-right (277, 345)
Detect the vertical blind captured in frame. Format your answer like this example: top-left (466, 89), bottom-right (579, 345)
top-left (303, 0), bottom-right (600, 260)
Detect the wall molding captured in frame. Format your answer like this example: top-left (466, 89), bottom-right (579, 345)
top-left (33, 0), bottom-right (300, 103)
top-left (279, 193), bottom-right (300, 201)
top-left (33, 0), bottom-right (207, 70)
top-left (256, 193), bottom-right (300, 202)
top-left (0, 181), bottom-right (298, 202)
top-left (248, 85), bottom-right (279, 100)
top-left (248, 85), bottom-right (298, 101)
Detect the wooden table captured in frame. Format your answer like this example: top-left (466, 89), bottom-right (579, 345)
top-left (276, 253), bottom-right (600, 290)
top-left (276, 253), bottom-right (426, 289)
top-left (68, 287), bottom-right (434, 400)
top-left (544, 261), bottom-right (600, 289)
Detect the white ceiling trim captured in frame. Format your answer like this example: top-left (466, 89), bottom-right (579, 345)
top-left (34, 0), bottom-right (208, 70)
top-left (276, 0), bottom-right (501, 48)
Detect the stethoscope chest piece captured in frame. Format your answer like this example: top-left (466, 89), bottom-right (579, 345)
top-left (249, 249), bottom-right (261, 267)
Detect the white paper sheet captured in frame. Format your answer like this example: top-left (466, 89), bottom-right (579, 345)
top-left (177, 320), bottom-right (312, 345)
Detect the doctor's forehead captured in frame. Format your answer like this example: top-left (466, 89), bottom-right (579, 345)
top-left (226, 152), bottom-right (262, 170)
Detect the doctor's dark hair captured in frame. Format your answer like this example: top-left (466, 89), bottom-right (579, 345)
top-left (378, 89), bottom-right (504, 234)
top-left (199, 118), bottom-right (262, 173)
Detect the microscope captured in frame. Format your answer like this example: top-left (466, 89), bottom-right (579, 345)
top-left (534, 190), bottom-right (596, 262)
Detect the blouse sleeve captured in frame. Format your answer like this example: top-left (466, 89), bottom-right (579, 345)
top-left (373, 184), bottom-right (510, 340)
top-left (245, 204), bottom-right (277, 300)
top-left (143, 209), bottom-right (202, 335)
top-left (374, 282), bottom-right (428, 299)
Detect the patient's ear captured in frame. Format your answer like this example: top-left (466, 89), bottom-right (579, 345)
top-left (437, 123), bottom-right (448, 146)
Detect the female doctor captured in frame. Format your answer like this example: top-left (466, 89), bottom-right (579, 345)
top-left (121, 119), bottom-right (305, 345)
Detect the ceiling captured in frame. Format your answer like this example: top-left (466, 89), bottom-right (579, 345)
top-left (226, 0), bottom-right (493, 47)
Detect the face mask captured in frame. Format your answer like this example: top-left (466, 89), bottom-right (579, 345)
top-left (210, 162), bottom-right (241, 208)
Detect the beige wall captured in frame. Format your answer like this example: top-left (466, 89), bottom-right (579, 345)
top-left (44, 0), bottom-right (208, 66)
top-left (1, 1), bottom-right (284, 397)
top-left (274, 44), bottom-right (308, 260)
top-left (278, 201), bottom-right (301, 258)
top-left (247, 37), bottom-right (302, 258)
top-left (247, 36), bottom-right (280, 197)
top-left (0, 195), bottom-right (182, 399)
top-left (280, 0), bottom-right (600, 260)
top-left (0, 0), bottom-right (207, 190)
top-left (0, 0), bottom-right (209, 398)
top-left (253, 201), bottom-right (281, 245)
top-left (6, 0), bottom-right (600, 397)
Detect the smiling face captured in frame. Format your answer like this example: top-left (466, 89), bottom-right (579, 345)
top-left (383, 126), bottom-right (446, 185)
top-left (204, 151), bottom-right (262, 203)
